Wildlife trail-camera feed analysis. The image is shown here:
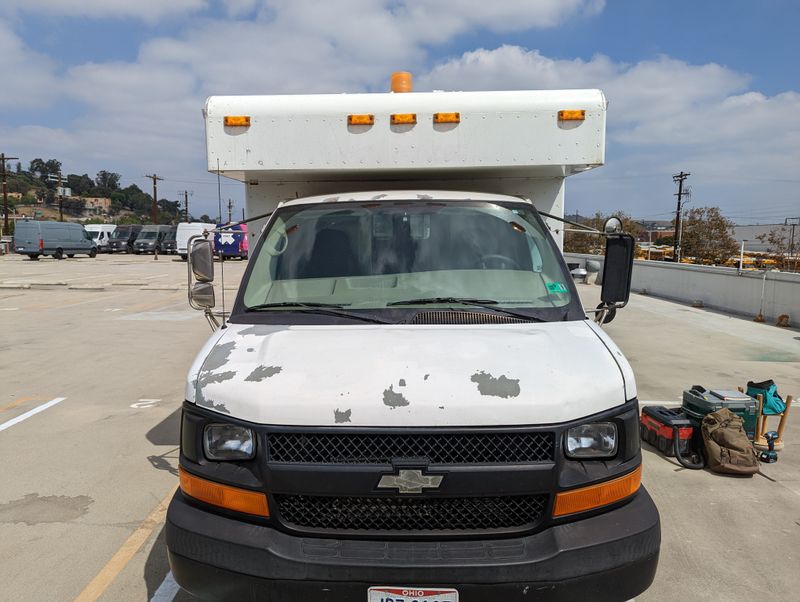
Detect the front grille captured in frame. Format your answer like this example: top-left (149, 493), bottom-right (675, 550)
top-left (411, 310), bottom-right (531, 324)
top-left (275, 494), bottom-right (548, 532)
top-left (267, 431), bottom-right (554, 465)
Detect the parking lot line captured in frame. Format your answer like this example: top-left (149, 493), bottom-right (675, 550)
top-left (0, 397), bottom-right (66, 432)
top-left (73, 485), bottom-right (178, 602)
top-left (149, 571), bottom-right (180, 602)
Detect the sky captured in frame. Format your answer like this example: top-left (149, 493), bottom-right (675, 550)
top-left (1, 0), bottom-right (799, 224)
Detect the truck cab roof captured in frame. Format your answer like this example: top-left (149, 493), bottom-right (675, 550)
top-left (279, 189), bottom-right (534, 209)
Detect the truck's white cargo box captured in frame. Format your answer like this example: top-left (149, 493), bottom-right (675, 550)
top-left (204, 89), bottom-right (606, 182)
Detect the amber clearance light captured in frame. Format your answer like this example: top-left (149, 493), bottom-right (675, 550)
top-left (179, 467), bottom-right (269, 517)
top-left (553, 465), bottom-right (641, 517)
top-left (224, 115), bottom-right (251, 127)
top-left (557, 110), bottom-right (586, 122)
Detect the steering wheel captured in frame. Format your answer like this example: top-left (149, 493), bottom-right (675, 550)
top-left (480, 254), bottom-right (521, 270)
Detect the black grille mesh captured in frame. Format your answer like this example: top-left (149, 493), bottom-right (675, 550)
top-left (275, 494), bottom-right (548, 532)
top-left (267, 432), bottom-right (554, 465)
top-left (411, 310), bottom-right (531, 324)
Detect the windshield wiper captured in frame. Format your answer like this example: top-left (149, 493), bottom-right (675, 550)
top-left (245, 302), bottom-right (391, 325)
top-left (387, 297), bottom-right (544, 322)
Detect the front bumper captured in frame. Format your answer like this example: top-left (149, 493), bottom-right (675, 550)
top-left (166, 487), bottom-right (660, 601)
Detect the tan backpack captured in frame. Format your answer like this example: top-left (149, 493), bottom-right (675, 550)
top-left (701, 408), bottom-right (759, 475)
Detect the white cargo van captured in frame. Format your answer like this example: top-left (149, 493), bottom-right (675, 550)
top-left (167, 78), bottom-right (659, 601)
top-left (176, 222), bottom-right (212, 260)
top-left (84, 224), bottom-right (116, 253)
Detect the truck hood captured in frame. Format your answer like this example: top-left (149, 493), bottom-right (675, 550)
top-left (187, 321), bottom-right (635, 427)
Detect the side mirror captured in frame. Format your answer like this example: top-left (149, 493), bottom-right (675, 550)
top-left (189, 282), bottom-right (215, 309)
top-left (601, 234), bottom-right (635, 308)
top-left (190, 238), bottom-right (214, 283)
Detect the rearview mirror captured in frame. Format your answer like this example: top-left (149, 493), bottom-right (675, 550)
top-left (601, 234), bottom-right (635, 308)
top-left (190, 238), bottom-right (214, 283)
top-left (189, 282), bottom-right (215, 309)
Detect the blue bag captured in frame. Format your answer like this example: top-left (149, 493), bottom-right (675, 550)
top-left (746, 379), bottom-right (786, 415)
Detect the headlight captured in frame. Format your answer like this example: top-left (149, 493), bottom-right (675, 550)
top-left (204, 424), bottom-right (256, 460)
top-left (565, 422), bottom-right (617, 459)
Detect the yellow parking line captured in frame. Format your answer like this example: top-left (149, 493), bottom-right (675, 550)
top-left (0, 396), bottom-right (38, 413)
top-left (73, 484), bottom-right (178, 602)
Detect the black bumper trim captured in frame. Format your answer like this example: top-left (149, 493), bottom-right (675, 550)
top-left (166, 487), bottom-right (660, 600)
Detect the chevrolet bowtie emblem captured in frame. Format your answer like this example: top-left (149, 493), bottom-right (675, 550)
top-left (377, 469), bottom-right (444, 494)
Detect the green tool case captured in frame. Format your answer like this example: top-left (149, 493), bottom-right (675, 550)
top-left (682, 387), bottom-right (759, 440)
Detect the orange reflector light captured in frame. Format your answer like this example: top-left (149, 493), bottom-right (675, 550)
top-left (433, 112), bottom-right (460, 124)
top-left (553, 465), bottom-right (641, 517)
top-left (179, 467), bottom-right (269, 517)
top-left (391, 71), bottom-right (413, 93)
top-left (391, 113), bottom-right (417, 125)
top-left (347, 114), bottom-right (375, 126)
top-left (558, 110), bottom-right (585, 122)
top-left (224, 115), bottom-right (251, 127)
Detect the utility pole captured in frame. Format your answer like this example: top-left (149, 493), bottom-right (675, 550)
top-left (672, 171), bottom-right (690, 262)
top-left (178, 190), bottom-right (193, 222)
top-left (57, 172), bottom-right (65, 222)
top-left (1, 153), bottom-right (19, 233)
top-left (227, 199), bottom-right (234, 223)
top-left (144, 174), bottom-right (164, 223)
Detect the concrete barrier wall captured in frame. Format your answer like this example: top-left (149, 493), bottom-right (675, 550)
top-left (565, 253), bottom-right (800, 323)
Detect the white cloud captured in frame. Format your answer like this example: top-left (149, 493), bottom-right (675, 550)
top-left (0, 23), bottom-right (57, 108)
top-left (417, 44), bottom-right (799, 218)
top-left (1, 0), bottom-right (207, 23)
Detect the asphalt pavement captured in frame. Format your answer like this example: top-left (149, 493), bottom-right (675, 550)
top-left (0, 252), bottom-right (797, 601)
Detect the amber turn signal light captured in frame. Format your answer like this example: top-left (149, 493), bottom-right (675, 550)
top-left (553, 465), bottom-right (641, 517)
top-left (179, 467), bottom-right (269, 517)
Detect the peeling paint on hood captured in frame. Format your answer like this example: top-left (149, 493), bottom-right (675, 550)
top-left (187, 321), bottom-right (633, 427)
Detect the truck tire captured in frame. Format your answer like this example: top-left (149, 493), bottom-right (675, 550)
top-left (28, 254), bottom-right (39, 261)
top-left (89, 248), bottom-right (97, 258)
top-left (180, 254), bottom-right (187, 261)
top-left (54, 248), bottom-right (64, 260)
top-left (67, 254), bottom-right (75, 258)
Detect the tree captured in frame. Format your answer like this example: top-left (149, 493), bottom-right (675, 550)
top-left (95, 170), bottom-right (121, 191)
top-left (15, 162), bottom-right (21, 173)
top-left (756, 226), bottom-right (792, 270)
top-left (44, 159), bottom-right (62, 176)
top-left (62, 198), bottom-right (86, 215)
top-left (67, 174), bottom-right (94, 196)
top-left (29, 158), bottom-right (46, 177)
top-left (199, 214), bottom-right (212, 223)
top-left (680, 206), bottom-right (738, 264)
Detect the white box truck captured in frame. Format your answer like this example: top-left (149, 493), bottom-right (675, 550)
top-left (167, 75), bottom-right (659, 601)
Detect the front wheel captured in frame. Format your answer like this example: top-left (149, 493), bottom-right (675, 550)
top-left (54, 248), bottom-right (64, 260)
top-left (89, 248), bottom-right (97, 258)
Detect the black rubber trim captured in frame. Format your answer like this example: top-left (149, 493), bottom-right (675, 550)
top-left (167, 486), bottom-right (660, 601)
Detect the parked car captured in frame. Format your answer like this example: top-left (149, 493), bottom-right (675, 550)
top-left (13, 220), bottom-right (97, 260)
top-left (162, 227), bottom-right (178, 254)
top-left (176, 222), bottom-right (212, 260)
top-left (84, 224), bottom-right (117, 253)
top-left (214, 222), bottom-right (248, 260)
top-left (107, 225), bottom-right (143, 253)
top-left (133, 225), bottom-right (173, 254)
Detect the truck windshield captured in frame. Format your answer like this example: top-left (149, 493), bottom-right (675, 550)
top-left (89, 231), bottom-right (100, 239)
top-left (241, 200), bottom-right (576, 320)
top-left (110, 231), bottom-right (129, 239)
top-left (138, 232), bottom-right (158, 240)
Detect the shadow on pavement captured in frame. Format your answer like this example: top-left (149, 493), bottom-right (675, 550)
top-left (144, 524), bottom-right (196, 601)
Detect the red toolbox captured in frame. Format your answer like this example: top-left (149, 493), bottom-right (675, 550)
top-left (640, 406), bottom-right (694, 457)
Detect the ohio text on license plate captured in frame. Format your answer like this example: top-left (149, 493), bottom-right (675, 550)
top-left (368, 587), bottom-right (458, 602)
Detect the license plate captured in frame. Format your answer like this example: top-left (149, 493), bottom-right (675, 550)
top-left (368, 587), bottom-right (458, 602)
top-left (17, 247), bottom-right (24, 251)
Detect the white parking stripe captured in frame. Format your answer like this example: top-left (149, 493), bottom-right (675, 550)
top-left (0, 397), bottom-right (67, 432)
top-left (149, 571), bottom-right (180, 602)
